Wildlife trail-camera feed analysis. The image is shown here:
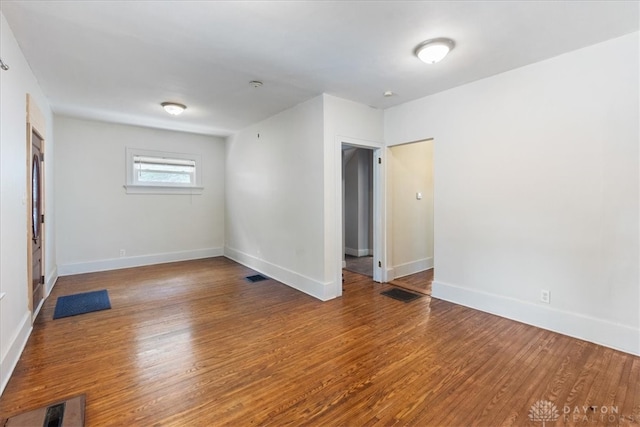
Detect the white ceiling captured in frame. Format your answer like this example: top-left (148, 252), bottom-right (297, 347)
top-left (2, 1), bottom-right (638, 136)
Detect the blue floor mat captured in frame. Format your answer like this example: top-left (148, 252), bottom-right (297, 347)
top-left (53, 289), bottom-right (111, 319)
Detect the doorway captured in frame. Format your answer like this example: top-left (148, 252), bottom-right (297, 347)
top-left (27, 94), bottom-right (46, 320)
top-left (388, 139), bottom-right (434, 295)
top-left (343, 147), bottom-right (374, 277)
top-left (336, 137), bottom-right (384, 297)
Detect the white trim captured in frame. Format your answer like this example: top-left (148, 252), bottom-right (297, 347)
top-left (123, 184), bottom-right (203, 195)
top-left (389, 257), bottom-right (433, 281)
top-left (372, 147), bottom-right (386, 283)
top-left (45, 266), bottom-right (58, 296)
top-left (344, 247), bottom-right (372, 257)
top-left (225, 246), bottom-right (335, 301)
top-left (58, 247), bottom-right (223, 276)
top-left (31, 298), bottom-right (45, 323)
top-left (335, 136), bottom-right (386, 299)
top-left (432, 280), bottom-right (640, 356)
top-left (125, 147), bottom-right (203, 193)
top-left (0, 312), bottom-right (32, 396)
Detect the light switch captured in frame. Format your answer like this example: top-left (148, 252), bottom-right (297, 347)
top-left (416, 192), bottom-right (422, 200)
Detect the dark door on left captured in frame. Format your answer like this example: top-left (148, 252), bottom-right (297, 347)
top-left (31, 131), bottom-right (44, 312)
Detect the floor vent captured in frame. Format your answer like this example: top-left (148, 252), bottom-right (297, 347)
top-left (246, 274), bottom-right (269, 283)
top-left (381, 288), bottom-right (422, 302)
top-left (2, 395), bottom-right (85, 427)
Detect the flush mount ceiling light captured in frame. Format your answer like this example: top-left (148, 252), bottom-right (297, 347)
top-left (415, 38), bottom-right (455, 64)
top-left (161, 102), bottom-right (186, 116)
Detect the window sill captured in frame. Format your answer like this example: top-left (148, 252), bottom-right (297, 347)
top-left (123, 185), bottom-right (204, 195)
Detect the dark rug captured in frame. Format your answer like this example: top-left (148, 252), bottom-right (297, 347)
top-left (381, 288), bottom-right (422, 302)
top-left (53, 289), bottom-right (111, 319)
top-left (246, 274), bottom-right (268, 283)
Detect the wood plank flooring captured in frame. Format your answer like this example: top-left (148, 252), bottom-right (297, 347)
top-left (1, 257), bottom-right (638, 426)
top-left (344, 255), bottom-right (373, 277)
top-left (390, 269), bottom-right (433, 295)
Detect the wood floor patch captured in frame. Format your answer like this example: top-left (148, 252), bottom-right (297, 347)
top-left (2, 394), bottom-right (85, 427)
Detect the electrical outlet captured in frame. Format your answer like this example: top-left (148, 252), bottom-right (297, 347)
top-left (119, 249), bottom-right (126, 257)
top-left (540, 289), bottom-right (550, 304)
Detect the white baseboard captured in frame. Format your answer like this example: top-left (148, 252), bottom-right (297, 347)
top-left (45, 266), bottom-right (58, 296)
top-left (389, 257), bottom-right (433, 281)
top-left (0, 267), bottom-right (57, 396)
top-left (345, 247), bottom-right (372, 257)
top-left (0, 312), bottom-right (32, 396)
top-left (58, 247), bottom-right (224, 276)
top-left (432, 280), bottom-right (640, 356)
top-left (224, 246), bottom-right (336, 301)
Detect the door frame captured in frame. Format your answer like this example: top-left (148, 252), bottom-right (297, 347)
top-left (26, 94), bottom-right (46, 320)
top-left (335, 136), bottom-right (386, 296)
top-left (386, 138), bottom-right (435, 282)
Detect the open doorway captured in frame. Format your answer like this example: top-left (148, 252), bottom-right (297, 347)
top-left (388, 139), bottom-right (434, 295)
top-left (337, 137), bottom-right (384, 293)
top-left (342, 146), bottom-right (374, 277)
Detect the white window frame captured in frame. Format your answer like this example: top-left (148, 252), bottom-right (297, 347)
top-left (124, 148), bottom-right (204, 195)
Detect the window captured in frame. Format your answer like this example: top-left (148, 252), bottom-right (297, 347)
top-left (133, 156), bottom-right (195, 185)
top-left (125, 148), bottom-right (203, 194)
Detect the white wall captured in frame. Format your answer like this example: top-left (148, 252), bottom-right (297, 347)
top-left (388, 140), bottom-right (434, 279)
top-left (344, 151), bottom-right (360, 253)
top-left (0, 12), bottom-right (55, 395)
top-left (344, 148), bottom-right (372, 256)
top-left (225, 96), bottom-right (329, 297)
top-left (385, 33), bottom-right (639, 355)
top-left (55, 116), bottom-right (225, 274)
top-left (226, 94), bottom-right (383, 300)
top-left (323, 94), bottom-right (384, 288)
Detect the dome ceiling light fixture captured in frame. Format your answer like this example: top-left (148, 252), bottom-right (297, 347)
top-left (161, 102), bottom-right (187, 116)
top-left (415, 38), bottom-right (455, 64)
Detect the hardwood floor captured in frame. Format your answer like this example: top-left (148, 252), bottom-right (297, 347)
top-left (390, 269), bottom-right (433, 295)
top-left (344, 255), bottom-right (373, 277)
top-left (1, 257), bottom-right (638, 426)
